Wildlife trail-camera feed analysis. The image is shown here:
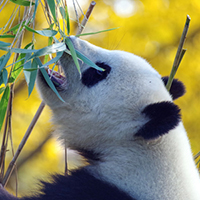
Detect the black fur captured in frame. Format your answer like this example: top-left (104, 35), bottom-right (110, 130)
top-left (135, 101), bottom-right (181, 140)
top-left (162, 77), bottom-right (186, 100)
top-left (77, 149), bottom-right (101, 163)
top-left (82, 62), bottom-right (111, 88)
top-left (0, 169), bottom-right (134, 200)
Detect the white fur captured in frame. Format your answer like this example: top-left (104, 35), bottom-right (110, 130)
top-left (37, 36), bottom-right (200, 200)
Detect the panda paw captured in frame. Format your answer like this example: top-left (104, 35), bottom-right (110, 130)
top-left (135, 101), bottom-right (181, 140)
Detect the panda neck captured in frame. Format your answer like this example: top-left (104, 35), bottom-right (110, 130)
top-left (85, 124), bottom-right (200, 200)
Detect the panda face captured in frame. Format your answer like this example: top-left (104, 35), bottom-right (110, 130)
top-left (36, 36), bottom-right (176, 151)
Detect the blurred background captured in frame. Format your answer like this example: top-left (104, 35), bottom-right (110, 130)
top-left (0, 0), bottom-right (200, 196)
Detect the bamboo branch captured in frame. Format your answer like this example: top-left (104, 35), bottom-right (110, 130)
top-left (2, 101), bottom-right (45, 187)
top-left (76, 1), bottom-right (96, 35)
top-left (166, 15), bottom-right (191, 90)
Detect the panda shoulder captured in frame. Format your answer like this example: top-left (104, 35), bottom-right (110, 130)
top-left (22, 169), bottom-right (134, 200)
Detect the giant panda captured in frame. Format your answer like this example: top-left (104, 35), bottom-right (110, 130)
top-left (1, 36), bottom-right (200, 200)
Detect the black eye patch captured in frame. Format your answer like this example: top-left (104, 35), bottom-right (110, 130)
top-left (81, 62), bottom-right (111, 88)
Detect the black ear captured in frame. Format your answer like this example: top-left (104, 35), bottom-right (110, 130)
top-left (135, 101), bottom-right (181, 140)
top-left (162, 77), bottom-right (186, 100)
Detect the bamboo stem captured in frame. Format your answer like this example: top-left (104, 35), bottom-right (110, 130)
top-left (2, 102), bottom-right (45, 187)
top-left (76, 1), bottom-right (96, 35)
top-left (166, 15), bottom-right (191, 91)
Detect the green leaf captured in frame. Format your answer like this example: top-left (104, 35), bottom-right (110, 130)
top-left (65, 6), bottom-right (70, 35)
top-left (28, 42), bottom-right (66, 60)
top-left (0, 54), bottom-right (5, 67)
top-left (53, 36), bottom-right (59, 43)
top-left (24, 25), bottom-right (38, 34)
top-left (2, 69), bottom-right (8, 85)
top-left (75, 49), bottom-right (104, 72)
top-left (23, 68), bottom-right (38, 71)
top-left (23, 45), bottom-right (33, 92)
top-left (10, 0), bottom-right (35, 6)
top-left (46, 0), bottom-right (57, 22)
top-left (0, 87), bottom-right (5, 95)
top-left (42, 51), bottom-right (63, 68)
top-left (24, 58), bottom-right (37, 97)
top-left (24, 25), bottom-right (57, 37)
top-left (65, 37), bottom-right (81, 74)
top-left (59, 6), bottom-right (70, 35)
top-left (75, 27), bottom-right (119, 37)
top-left (8, 57), bottom-right (24, 83)
top-left (0, 86), bottom-right (10, 131)
top-left (0, 46), bottom-right (9, 51)
top-left (11, 48), bottom-right (37, 54)
top-left (0, 51), bottom-right (11, 72)
top-left (0, 35), bottom-right (15, 38)
top-left (9, 43), bottom-right (33, 83)
top-left (4, 23), bottom-right (20, 35)
top-left (7, 24), bottom-right (20, 34)
top-left (36, 30), bottom-right (57, 37)
top-left (0, 41), bottom-right (11, 47)
top-left (36, 58), bottom-right (65, 103)
top-left (0, 72), bottom-right (3, 86)
top-left (59, 7), bottom-right (66, 20)
top-left (33, 0), bottom-right (39, 19)
top-left (28, 59), bottom-right (37, 96)
top-left (44, 37), bottom-right (53, 64)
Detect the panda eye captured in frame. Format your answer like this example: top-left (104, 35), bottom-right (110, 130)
top-left (81, 62), bottom-right (111, 88)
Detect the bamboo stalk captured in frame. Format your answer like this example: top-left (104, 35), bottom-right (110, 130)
top-left (2, 101), bottom-right (45, 187)
top-left (166, 15), bottom-right (191, 91)
top-left (76, 1), bottom-right (96, 35)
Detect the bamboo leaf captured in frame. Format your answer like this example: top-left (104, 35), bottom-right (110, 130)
top-left (46, 0), bottom-right (57, 22)
top-left (9, 43), bottom-right (33, 83)
top-left (66, 6), bottom-right (70, 35)
top-left (32, 0), bottom-right (39, 19)
top-left (23, 68), bottom-right (38, 71)
top-left (42, 51), bottom-right (63, 68)
top-left (23, 45), bottom-right (35, 95)
top-left (65, 37), bottom-right (81, 74)
top-left (0, 41), bottom-right (11, 47)
top-left (11, 48), bottom-right (37, 54)
top-left (0, 86), bottom-right (10, 131)
top-left (28, 42), bottom-right (66, 60)
top-left (59, 7), bottom-right (66, 20)
top-left (27, 59), bottom-right (37, 97)
top-left (75, 50), bottom-right (104, 71)
top-left (0, 35), bottom-right (15, 38)
top-left (75, 27), bottom-right (119, 37)
top-left (0, 46), bottom-right (9, 51)
top-left (0, 87), bottom-right (5, 95)
top-left (59, 6), bottom-right (70, 35)
top-left (36, 30), bottom-right (57, 37)
top-left (36, 58), bottom-right (65, 102)
top-left (2, 69), bottom-right (8, 85)
top-left (0, 51), bottom-right (11, 72)
top-left (10, 0), bottom-right (35, 6)
top-left (4, 23), bottom-right (20, 35)
top-left (24, 25), bottom-right (57, 37)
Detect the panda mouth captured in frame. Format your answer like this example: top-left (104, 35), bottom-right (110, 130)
top-left (46, 68), bottom-right (67, 89)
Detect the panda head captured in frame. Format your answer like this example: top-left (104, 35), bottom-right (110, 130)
top-left (37, 36), bottom-right (185, 155)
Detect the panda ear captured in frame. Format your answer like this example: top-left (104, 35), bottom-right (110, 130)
top-left (162, 76), bottom-right (186, 100)
top-left (135, 101), bottom-right (181, 140)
